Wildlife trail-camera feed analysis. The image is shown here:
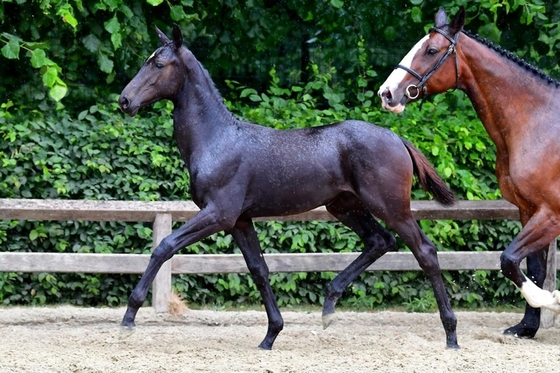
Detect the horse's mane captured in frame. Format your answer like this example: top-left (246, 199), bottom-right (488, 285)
top-left (193, 58), bottom-right (239, 122)
top-left (462, 30), bottom-right (560, 88)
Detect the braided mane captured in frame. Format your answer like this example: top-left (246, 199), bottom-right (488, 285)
top-left (462, 30), bottom-right (560, 88)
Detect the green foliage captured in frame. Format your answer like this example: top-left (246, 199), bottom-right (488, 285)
top-left (0, 59), bottom-right (523, 310)
top-left (2, 0), bottom-right (559, 108)
top-left (1, 0), bottom-right (554, 310)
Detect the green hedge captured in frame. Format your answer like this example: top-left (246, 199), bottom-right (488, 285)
top-left (0, 66), bottom-right (527, 311)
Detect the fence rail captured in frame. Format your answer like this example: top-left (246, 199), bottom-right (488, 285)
top-left (0, 198), bottom-right (557, 327)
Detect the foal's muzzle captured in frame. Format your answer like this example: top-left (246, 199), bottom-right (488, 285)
top-left (119, 95), bottom-right (131, 110)
top-left (118, 94), bottom-right (139, 116)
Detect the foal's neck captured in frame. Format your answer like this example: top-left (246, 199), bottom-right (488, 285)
top-left (172, 50), bottom-right (240, 165)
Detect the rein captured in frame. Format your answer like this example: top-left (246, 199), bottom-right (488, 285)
top-left (395, 27), bottom-right (460, 105)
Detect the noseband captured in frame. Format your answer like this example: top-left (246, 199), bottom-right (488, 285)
top-left (396, 27), bottom-right (460, 100)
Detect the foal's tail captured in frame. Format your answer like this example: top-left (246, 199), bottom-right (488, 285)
top-left (401, 138), bottom-right (457, 206)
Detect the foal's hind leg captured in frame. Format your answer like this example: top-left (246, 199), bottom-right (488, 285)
top-left (388, 216), bottom-right (459, 349)
top-left (322, 195), bottom-right (396, 328)
top-left (229, 219), bottom-right (283, 350)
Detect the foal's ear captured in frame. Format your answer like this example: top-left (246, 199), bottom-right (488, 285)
top-left (172, 23), bottom-right (183, 51)
top-left (434, 6), bottom-right (447, 28)
top-left (155, 26), bottom-right (171, 46)
top-left (449, 6), bottom-right (466, 34)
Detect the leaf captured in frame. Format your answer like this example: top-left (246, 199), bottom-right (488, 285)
top-left (147, 0), bottom-right (164, 5)
top-left (98, 54), bottom-right (114, 73)
top-left (82, 34), bottom-right (101, 53)
top-left (30, 48), bottom-right (47, 68)
top-left (58, 6), bottom-right (78, 30)
top-left (49, 84), bottom-right (67, 101)
top-left (104, 16), bottom-right (121, 34)
top-left (170, 5), bottom-right (187, 21)
top-left (49, 79), bottom-right (68, 101)
top-left (1, 39), bottom-right (20, 59)
top-left (330, 0), bottom-right (343, 9)
top-left (240, 88), bottom-right (256, 98)
top-left (411, 7), bottom-right (423, 23)
top-left (111, 32), bottom-right (122, 50)
top-left (42, 66), bottom-right (58, 87)
top-left (29, 229), bottom-right (39, 241)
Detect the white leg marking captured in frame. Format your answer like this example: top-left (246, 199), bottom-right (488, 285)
top-left (519, 274), bottom-right (560, 313)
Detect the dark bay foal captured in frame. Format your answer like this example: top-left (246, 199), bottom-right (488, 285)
top-left (118, 24), bottom-right (458, 350)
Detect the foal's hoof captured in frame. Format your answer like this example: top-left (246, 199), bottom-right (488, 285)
top-left (446, 341), bottom-right (460, 350)
top-left (322, 312), bottom-right (337, 330)
top-left (119, 325), bottom-right (136, 340)
top-left (257, 342), bottom-right (272, 351)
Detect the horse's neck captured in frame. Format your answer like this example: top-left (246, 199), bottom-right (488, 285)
top-left (458, 35), bottom-right (560, 147)
top-left (173, 56), bottom-right (238, 166)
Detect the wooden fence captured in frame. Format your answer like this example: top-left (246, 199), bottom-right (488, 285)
top-left (0, 198), bottom-right (557, 327)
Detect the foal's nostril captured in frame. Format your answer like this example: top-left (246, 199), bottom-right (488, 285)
top-left (119, 95), bottom-right (130, 110)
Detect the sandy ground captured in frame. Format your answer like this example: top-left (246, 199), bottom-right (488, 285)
top-left (0, 306), bottom-right (558, 373)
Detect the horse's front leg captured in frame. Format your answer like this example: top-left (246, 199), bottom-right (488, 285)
top-left (230, 219), bottom-right (283, 350)
top-left (121, 205), bottom-right (232, 329)
top-left (500, 214), bottom-right (560, 312)
top-left (503, 250), bottom-right (546, 338)
top-left (500, 211), bottom-right (560, 337)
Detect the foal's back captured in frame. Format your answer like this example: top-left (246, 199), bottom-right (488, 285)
top-left (223, 119), bottom-right (414, 218)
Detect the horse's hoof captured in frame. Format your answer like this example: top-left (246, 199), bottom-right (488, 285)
top-left (503, 324), bottom-right (537, 339)
top-left (322, 312), bottom-right (337, 330)
top-left (119, 325), bottom-right (136, 340)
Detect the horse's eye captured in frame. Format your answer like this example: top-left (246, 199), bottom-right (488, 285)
top-left (155, 62), bottom-right (164, 69)
top-left (427, 48), bottom-right (438, 56)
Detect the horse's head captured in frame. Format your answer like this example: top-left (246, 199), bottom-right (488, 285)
top-left (119, 24), bottom-right (187, 116)
top-left (378, 7), bottom-right (465, 113)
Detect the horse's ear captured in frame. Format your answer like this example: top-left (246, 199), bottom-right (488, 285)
top-left (434, 7), bottom-right (447, 28)
top-left (155, 26), bottom-right (171, 46)
top-left (449, 6), bottom-right (465, 34)
top-left (172, 24), bottom-right (183, 50)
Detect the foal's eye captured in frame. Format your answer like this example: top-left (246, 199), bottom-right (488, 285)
top-left (426, 48), bottom-right (438, 56)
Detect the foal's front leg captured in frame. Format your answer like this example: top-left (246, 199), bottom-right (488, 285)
top-left (121, 206), bottom-right (229, 329)
top-left (230, 219), bottom-right (283, 350)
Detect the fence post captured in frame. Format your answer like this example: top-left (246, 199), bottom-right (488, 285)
top-left (540, 237), bottom-right (558, 328)
top-left (152, 213), bottom-right (173, 313)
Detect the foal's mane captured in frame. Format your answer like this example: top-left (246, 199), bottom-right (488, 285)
top-left (461, 30), bottom-right (560, 88)
top-left (173, 42), bottom-right (238, 122)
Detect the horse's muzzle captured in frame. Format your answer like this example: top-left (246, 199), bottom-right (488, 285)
top-left (379, 88), bottom-right (406, 113)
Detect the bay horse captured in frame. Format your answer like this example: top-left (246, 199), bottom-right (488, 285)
top-left (119, 24), bottom-right (459, 350)
top-left (378, 7), bottom-right (560, 339)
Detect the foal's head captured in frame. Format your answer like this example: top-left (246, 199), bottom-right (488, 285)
top-left (119, 25), bottom-right (187, 116)
top-left (378, 7), bottom-right (465, 113)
